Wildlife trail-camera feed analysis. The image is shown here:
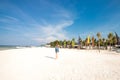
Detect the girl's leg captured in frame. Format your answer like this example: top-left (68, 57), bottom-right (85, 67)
top-left (56, 53), bottom-right (58, 59)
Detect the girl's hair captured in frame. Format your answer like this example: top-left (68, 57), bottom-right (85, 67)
top-left (56, 42), bottom-right (58, 45)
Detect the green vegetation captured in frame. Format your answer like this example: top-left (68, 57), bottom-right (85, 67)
top-left (48, 32), bottom-right (118, 50)
top-left (63, 40), bottom-right (67, 48)
top-left (97, 32), bottom-right (101, 52)
top-left (108, 32), bottom-right (114, 50)
top-left (71, 38), bottom-right (75, 48)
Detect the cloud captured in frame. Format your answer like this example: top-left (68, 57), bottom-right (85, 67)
top-left (0, 15), bottom-right (19, 24)
top-left (33, 20), bottom-right (73, 43)
top-left (0, 0), bottom-right (75, 45)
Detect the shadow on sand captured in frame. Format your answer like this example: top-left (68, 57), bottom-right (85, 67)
top-left (45, 56), bottom-right (55, 60)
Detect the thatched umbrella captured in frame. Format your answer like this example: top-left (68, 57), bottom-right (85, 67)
top-left (92, 36), bottom-right (94, 47)
top-left (78, 36), bottom-right (82, 49)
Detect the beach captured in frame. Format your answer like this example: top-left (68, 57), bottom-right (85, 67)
top-left (0, 47), bottom-right (120, 80)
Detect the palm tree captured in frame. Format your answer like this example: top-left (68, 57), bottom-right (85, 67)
top-left (97, 32), bottom-right (101, 52)
top-left (94, 38), bottom-right (97, 47)
top-left (108, 32), bottom-right (114, 50)
top-left (82, 39), bottom-right (86, 47)
top-left (59, 40), bottom-right (63, 48)
top-left (113, 36), bottom-right (117, 46)
top-left (78, 36), bottom-right (82, 49)
top-left (71, 38), bottom-right (75, 48)
top-left (67, 40), bottom-right (71, 48)
top-left (102, 38), bottom-right (106, 49)
top-left (50, 42), bottom-right (54, 47)
top-left (63, 40), bottom-right (67, 48)
top-left (85, 38), bottom-right (88, 47)
top-left (105, 39), bottom-right (109, 48)
top-left (102, 38), bottom-right (105, 45)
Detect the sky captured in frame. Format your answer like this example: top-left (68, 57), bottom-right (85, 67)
top-left (0, 0), bottom-right (120, 45)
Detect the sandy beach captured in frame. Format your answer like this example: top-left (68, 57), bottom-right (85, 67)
top-left (0, 47), bottom-right (120, 80)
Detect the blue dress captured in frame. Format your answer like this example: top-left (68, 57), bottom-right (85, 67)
top-left (55, 46), bottom-right (59, 53)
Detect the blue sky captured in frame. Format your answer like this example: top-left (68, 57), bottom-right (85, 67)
top-left (0, 0), bottom-right (120, 45)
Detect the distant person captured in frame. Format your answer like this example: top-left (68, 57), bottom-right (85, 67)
top-left (55, 43), bottom-right (59, 59)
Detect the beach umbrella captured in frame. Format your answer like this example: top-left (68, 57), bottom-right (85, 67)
top-left (92, 36), bottom-right (94, 47)
top-left (87, 35), bottom-right (90, 45)
top-left (78, 36), bottom-right (81, 45)
top-left (78, 36), bottom-right (82, 49)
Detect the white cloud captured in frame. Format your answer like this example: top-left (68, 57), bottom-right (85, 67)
top-left (33, 20), bottom-right (73, 43)
top-left (5, 16), bottom-right (19, 21)
top-left (0, 16), bottom-right (19, 24)
top-left (0, 1), bottom-right (74, 45)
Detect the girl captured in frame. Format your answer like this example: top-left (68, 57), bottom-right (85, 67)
top-left (55, 43), bottom-right (59, 59)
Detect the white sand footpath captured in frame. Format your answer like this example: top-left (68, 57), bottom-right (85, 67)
top-left (0, 47), bottom-right (120, 80)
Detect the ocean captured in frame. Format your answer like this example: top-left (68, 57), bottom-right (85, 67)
top-left (0, 45), bottom-right (42, 51)
top-left (0, 45), bottom-right (18, 51)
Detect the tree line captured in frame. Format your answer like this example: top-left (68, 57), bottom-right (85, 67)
top-left (47, 32), bottom-right (118, 49)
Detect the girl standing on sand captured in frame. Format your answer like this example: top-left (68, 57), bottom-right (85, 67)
top-left (55, 43), bottom-right (59, 59)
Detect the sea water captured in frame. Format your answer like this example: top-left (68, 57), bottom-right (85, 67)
top-left (0, 45), bottom-right (42, 51)
top-left (0, 45), bottom-right (18, 51)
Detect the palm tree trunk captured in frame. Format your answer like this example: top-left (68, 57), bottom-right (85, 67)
top-left (110, 43), bottom-right (111, 51)
top-left (99, 41), bottom-right (100, 53)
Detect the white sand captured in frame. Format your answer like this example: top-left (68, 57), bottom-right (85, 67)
top-left (0, 47), bottom-right (120, 80)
